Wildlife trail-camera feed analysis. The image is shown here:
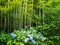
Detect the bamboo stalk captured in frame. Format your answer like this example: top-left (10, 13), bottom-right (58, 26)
top-left (4, 6), bottom-right (6, 31)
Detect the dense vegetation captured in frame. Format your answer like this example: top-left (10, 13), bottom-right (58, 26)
top-left (0, 0), bottom-right (60, 45)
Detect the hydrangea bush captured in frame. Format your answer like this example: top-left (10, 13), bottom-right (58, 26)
top-left (7, 27), bottom-right (54, 45)
top-left (0, 27), bottom-right (54, 45)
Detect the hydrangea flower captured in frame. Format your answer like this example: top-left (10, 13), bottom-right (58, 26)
top-left (41, 38), bottom-right (46, 42)
top-left (40, 36), bottom-right (43, 39)
top-left (28, 31), bottom-right (31, 34)
top-left (28, 34), bottom-right (31, 37)
top-left (25, 26), bottom-right (28, 29)
top-left (38, 32), bottom-right (43, 36)
top-left (28, 34), bottom-right (34, 40)
top-left (23, 31), bottom-right (26, 33)
top-left (28, 34), bottom-right (34, 37)
top-left (32, 30), bottom-right (37, 32)
top-left (30, 34), bottom-right (34, 37)
top-left (36, 36), bottom-right (39, 39)
top-left (17, 30), bottom-right (20, 32)
top-left (10, 33), bottom-right (17, 39)
top-left (29, 36), bottom-right (33, 40)
top-left (24, 38), bottom-right (29, 43)
top-left (32, 40), bottom-right (36, 44)
top-left (30, 27), bottom-right (34, 30)
top-left (38, 32), bottom-right (42, 34)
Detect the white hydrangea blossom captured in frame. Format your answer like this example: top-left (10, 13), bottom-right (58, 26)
top-left (41, 38), bottom-right (46, 42)
top-left (24, 38), bottom-right (29, 43)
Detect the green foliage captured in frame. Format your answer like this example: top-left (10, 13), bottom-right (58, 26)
top-left (0, 28), bottom-right (54, 45)
top-left (0, 0), bottom-right (60, 45)
top-left (0, 0), bottom-right (21, 30)
top-left (0, 32), bottom-right (11, 45)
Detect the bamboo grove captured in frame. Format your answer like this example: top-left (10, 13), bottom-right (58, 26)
top-left (0, 0), bottom-right (60, 45)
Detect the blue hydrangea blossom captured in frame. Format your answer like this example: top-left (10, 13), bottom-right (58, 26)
top-left (10, 33), bottom-right (17, 39)
top-left (32, 40), bottom-right (36, 44)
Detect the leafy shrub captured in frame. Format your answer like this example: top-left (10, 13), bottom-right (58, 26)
top-left (0, 27), bottom-right (54, 45)
top-left (0, 32), bottom-right (11, 45)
